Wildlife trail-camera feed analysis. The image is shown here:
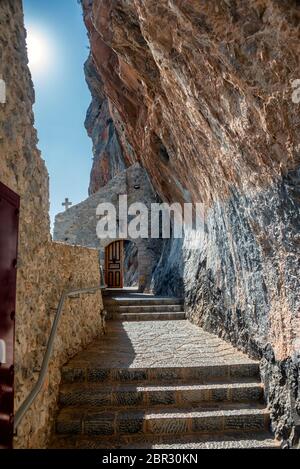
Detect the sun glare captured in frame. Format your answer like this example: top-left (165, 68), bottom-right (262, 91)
top-left (26, 27), bottom-right (53, 75)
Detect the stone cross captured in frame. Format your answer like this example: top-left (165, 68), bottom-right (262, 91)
top-left (62, 198), bottom-right (72, 211)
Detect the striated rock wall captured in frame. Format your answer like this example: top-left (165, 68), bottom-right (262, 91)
top-left (124, 240), bottom-right (139, 287)
top-left (0, 0), bottom-right (104, 448)
top-left (82, 0), bottom-right (300, 442)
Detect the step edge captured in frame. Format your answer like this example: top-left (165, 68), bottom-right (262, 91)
top-left (50, 430), bottom-right (281, 449)
top-left (59, 381), bottom-right (263, 394)
top-left (56, 405), bottom-right (269, 420)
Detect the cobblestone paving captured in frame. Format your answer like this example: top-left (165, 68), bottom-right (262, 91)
top-left (67, 320), bottom-right (256, 369)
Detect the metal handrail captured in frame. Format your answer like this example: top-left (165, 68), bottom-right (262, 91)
top-left (14, 276), bottom-right (106, 432)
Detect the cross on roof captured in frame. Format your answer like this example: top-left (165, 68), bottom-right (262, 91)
top-left (62, 198), bottom-right (72, 211)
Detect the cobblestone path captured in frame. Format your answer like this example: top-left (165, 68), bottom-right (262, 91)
top-left (52, 294), bottom-right (279, 449)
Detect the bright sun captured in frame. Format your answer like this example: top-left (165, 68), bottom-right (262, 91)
top-left (26, 28), bottom-right (52, 75)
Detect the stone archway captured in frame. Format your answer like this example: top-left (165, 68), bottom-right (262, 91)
top-left (105, 240), bottom-right (124, 288)
top-left (102, 236), bottom-right (154, 292)
top-left (104, 239), bottom-right (140, 289)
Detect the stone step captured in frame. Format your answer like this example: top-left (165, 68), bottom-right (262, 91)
top-left (103, 289), bottom-right (141, 295)
top-left (105, 299), bottom-right (184, 308)
top-left (106, 305), bottom-right (184, 313)
top-left (56, 405), bottom-right (269, 437)
top-left (51, 432), bottom-right (279, 449)
top-left (61, 362), bottom-right (260, 385)
top-left (108, 312), bottom-right (186, 321)
top-left (59, 381), bottom-right (263, 409)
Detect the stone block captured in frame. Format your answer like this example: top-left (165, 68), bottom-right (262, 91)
top-left (84, 413), bottom-right (115, 436)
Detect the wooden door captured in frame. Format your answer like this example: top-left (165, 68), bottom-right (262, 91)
top-left (0, 182), bottom-right (20, 449)
top-left (105, 241), bottom-right (124, 288)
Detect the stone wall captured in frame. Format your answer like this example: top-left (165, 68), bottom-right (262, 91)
top-left (14, 242), bottom-right (103, 449)
top-left (0, 0), bottom-right (104, 448)
top-left (82, 0), bottom-right (300, 443)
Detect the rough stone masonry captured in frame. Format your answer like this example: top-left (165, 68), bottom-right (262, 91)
top-left (81, 0), bottom-right (300, 444)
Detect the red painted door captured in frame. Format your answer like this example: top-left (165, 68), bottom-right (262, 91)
top-left (0, 182), bottom-right (19, 449)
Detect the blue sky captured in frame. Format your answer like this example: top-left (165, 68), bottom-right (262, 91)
top-left (23, 0), bottom-right (93, 229)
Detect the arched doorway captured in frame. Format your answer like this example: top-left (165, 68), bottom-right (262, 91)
top-left (105, 240), bottom-right (139, 289)
top-left (105, 240), bottom-right (124, 288)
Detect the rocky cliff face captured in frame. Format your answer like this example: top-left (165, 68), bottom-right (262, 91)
top-left (85, 55), bottom-right (132, 194)
top-left (82, 0), bottom-right (300, 443)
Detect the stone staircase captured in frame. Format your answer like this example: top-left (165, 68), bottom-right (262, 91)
top-left (103, 291), bottom-right (185, 321)
top-left (51, 293), bottom-right (279, 449)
